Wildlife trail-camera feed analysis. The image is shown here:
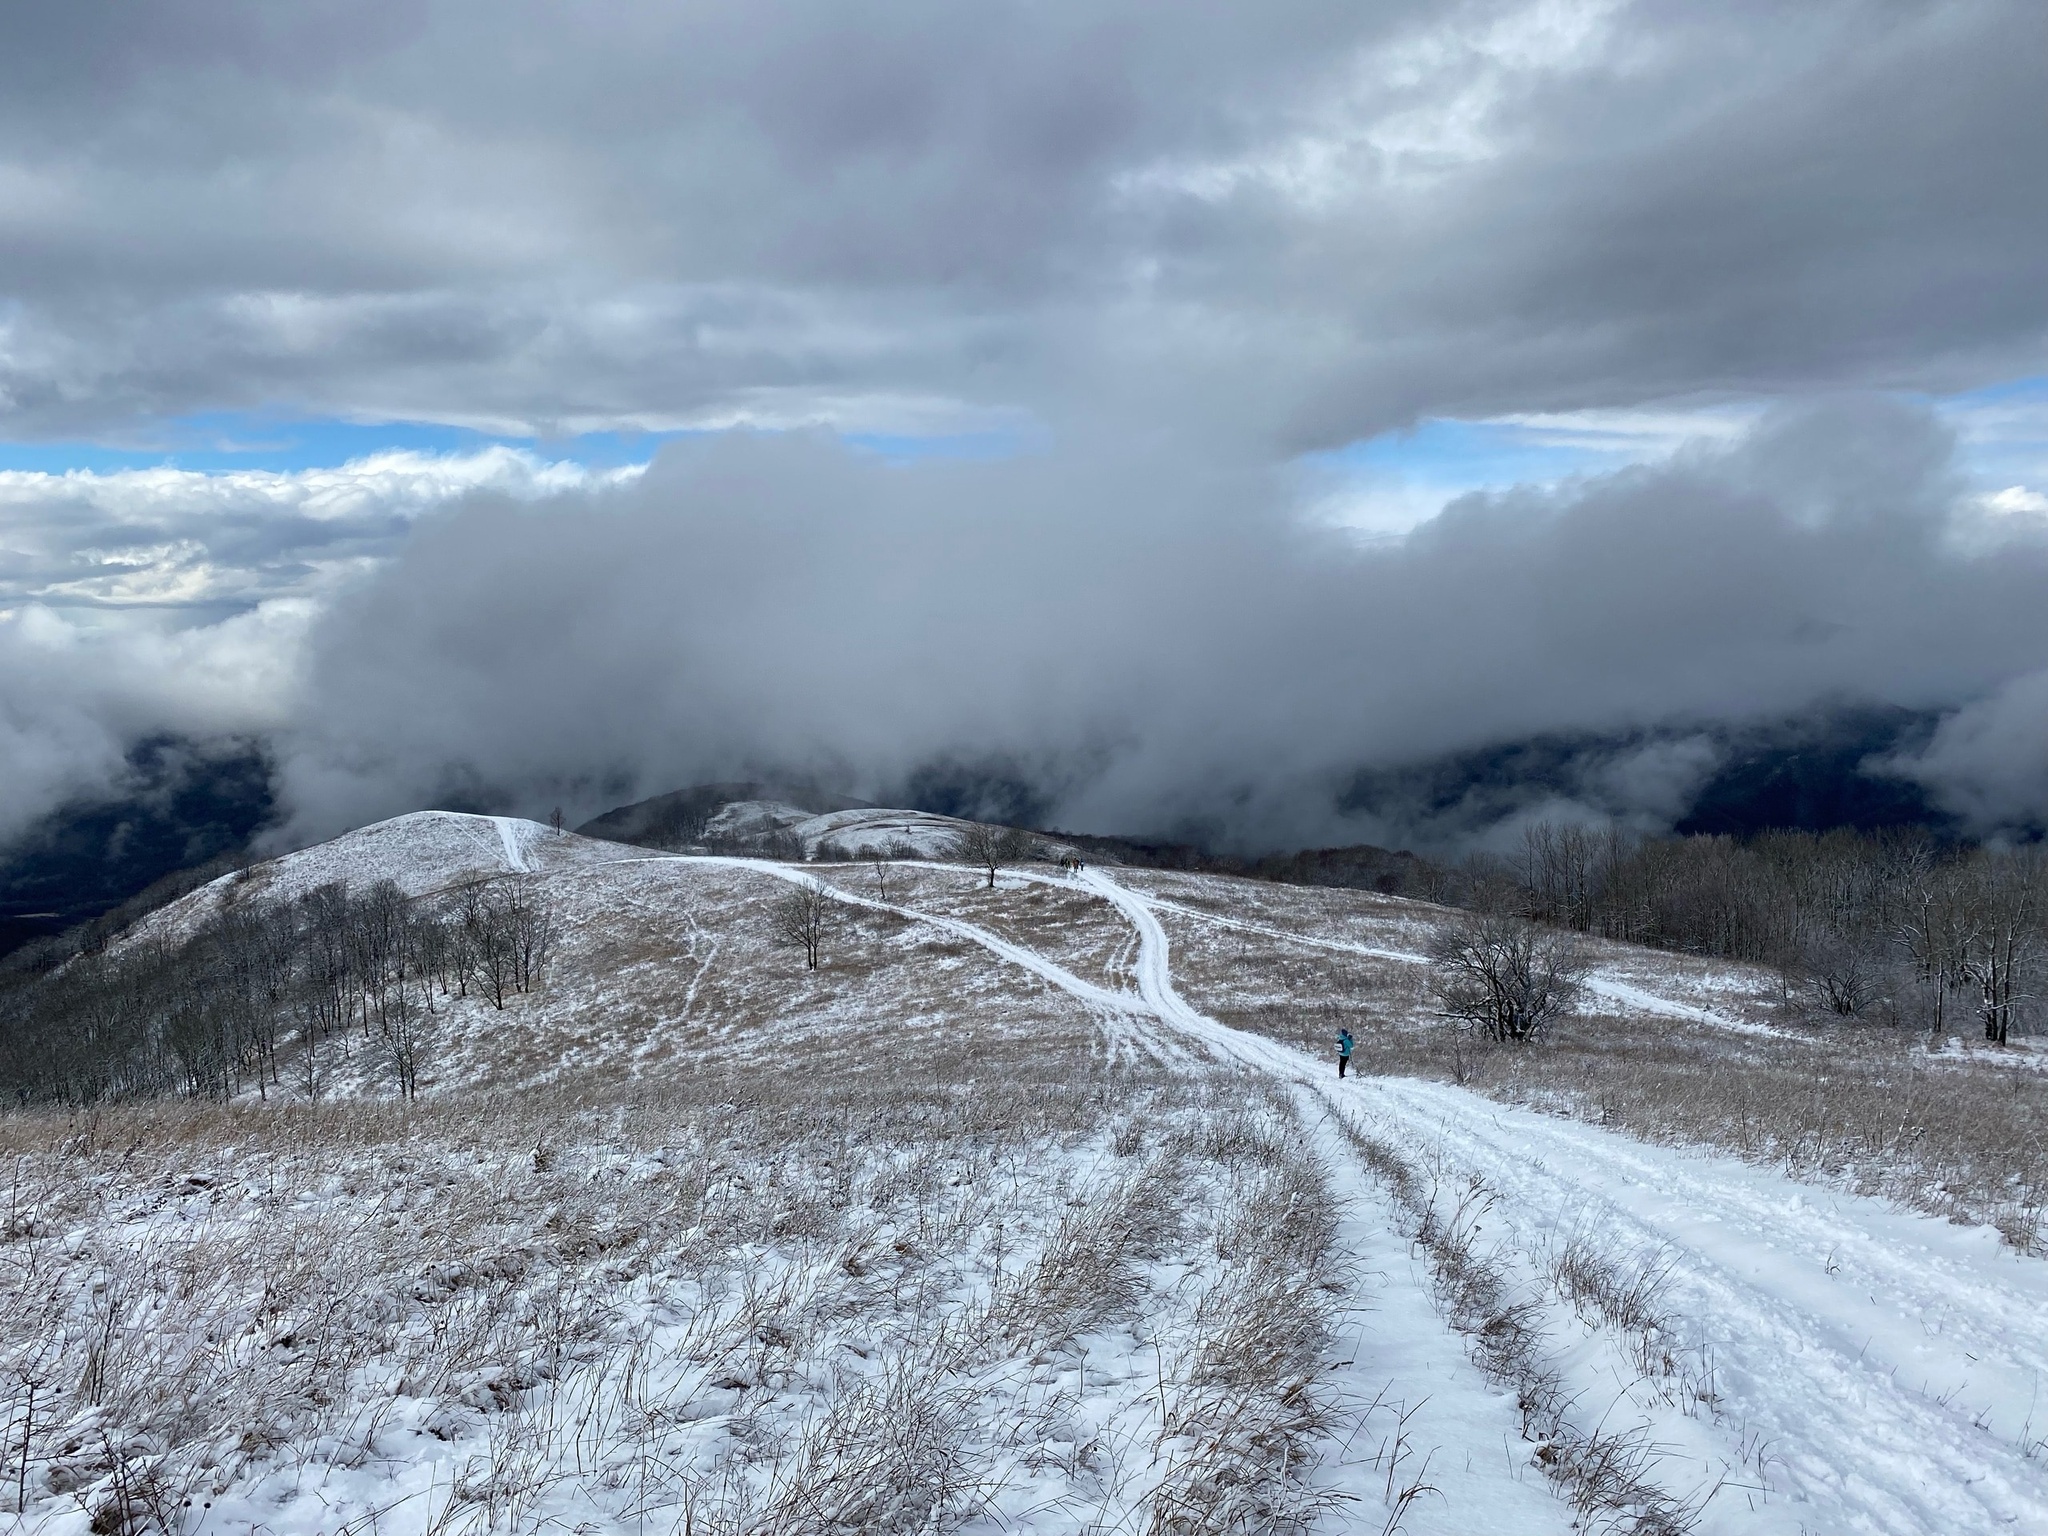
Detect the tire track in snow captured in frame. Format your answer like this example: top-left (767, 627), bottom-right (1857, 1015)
top-left (1072, 869), bottom-right (1584, 1532)
top-left (466, 842), bottom-right (2048, 1527)
top-left (1358, 1076), bottom-right (2048, 1535)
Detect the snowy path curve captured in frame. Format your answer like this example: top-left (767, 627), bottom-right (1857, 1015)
top-left (1077, 869), bottom-right (2048, 1535)
top-left (626, 854), bottom-right (1138, 1014)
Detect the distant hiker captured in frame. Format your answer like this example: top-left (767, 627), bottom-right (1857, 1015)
top-left (1337, 1028), bottom-right (1354, 1078)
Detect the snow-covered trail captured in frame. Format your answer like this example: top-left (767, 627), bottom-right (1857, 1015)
top-left (491, 815), bottom-right (532, 872)
top-left (1064, 872), bottom-right (1575, 1528)
top-left (1077, 868), bottom-right (2048, 1535)
top-left (1132, 889), bottom-right (1432, 967)
top-left (1361, 1077), bottom-right (2048, 1533)
top-left (623, 854), bottom-right (1139, 1013)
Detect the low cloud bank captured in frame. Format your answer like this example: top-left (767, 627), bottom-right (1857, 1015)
top-left (0, 601), bottom-right (303, 849)
top-left (269, 396), bottom-right (2048, 851)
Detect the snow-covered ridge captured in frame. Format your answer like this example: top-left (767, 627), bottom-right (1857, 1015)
top-left (791, 805), bottom-right (1019, 858)
top-left (128, 811), bottom-right (626, 946)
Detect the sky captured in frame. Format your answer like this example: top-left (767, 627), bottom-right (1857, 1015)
top-left (2, 0), bottom-right (2047, 854)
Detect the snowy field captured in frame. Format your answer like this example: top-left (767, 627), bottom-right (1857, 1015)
top-left (5, 813), bottom-right (2048, 1534)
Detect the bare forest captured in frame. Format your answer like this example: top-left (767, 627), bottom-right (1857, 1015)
top-left (1467, 825), bottom-right (2046, 1042)
top-left (0, 874), bottom-right (555, 1108)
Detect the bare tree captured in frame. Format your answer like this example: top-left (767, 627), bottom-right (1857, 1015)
top-left (1428, 909), bottom-right (1589, 1044)
top-left (867, 851), bottom-right (901, 904)
top-left (454, 880), bottom-right (517, 1008)
top-left (504, 880), bottom-right (556, 995)
top-left (549, 805), bottom-right (566, 833)
top-left (950, 823), bottom-right (1032, 889)
top-left (1889, 846), bottom-right (1978, 1043)
top-left (1412, 858), bottom-right (1464, 907)
top-left (1960, 849), bottom-right (2043, 1045)
top-left (645, 802), bottom-right (708, 850)
top-left (0, 855), bottom-right (562, 1107)
top-left (382, 984), bottom-right (428, 1099)
top-left (1520, 822), bottom-right (1602, 930)
top-left (295, 883), bottom-right (352, 1076)
top-left (770, 879), bottom-right (834, 970)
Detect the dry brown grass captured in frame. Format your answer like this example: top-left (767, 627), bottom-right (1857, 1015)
top-left (1, 1027), bottom-right (1366, 1536)
top-left (1474, 1013), bottom-right (2048, 1250)
top-left (32, 842), bottom-right (2007, 1532)
top-left (0, 1051), bottom-right (1134, 1523)
top-left (824, 866), bottom-right (1139, 991)
top-left (264, 858), bottom-right (1116, 1098)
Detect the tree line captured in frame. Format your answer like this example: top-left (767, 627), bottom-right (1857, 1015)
top-left (0, 875), bottom-right (555, 1107)
top-left (1475, 824), bottom-right (2043, 1040)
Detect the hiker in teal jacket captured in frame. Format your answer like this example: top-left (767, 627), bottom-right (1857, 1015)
top-left (1337, 1028), bottom-right (1354, 1078)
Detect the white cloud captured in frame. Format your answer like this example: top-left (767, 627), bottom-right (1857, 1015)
top-left (1308, 399), bottom-right (1763, 536)
top-left (0, 448), bottom-right (640, 614)
top-left (3, 0), bottom-right (2048, 857)
top-left (1118, 0), bottom-right (1629, 209)
top-left (1984, 485), bottom-right (2048, 517)
top-left (1888, 667), bottom-right (2048, 833)
top-left (0, 446), bottom-right (648, 843)
top-left (259, 398), bottom-right (2048, 850)
top-left (0, 597), bottom-right (313, 843)
top-left (1486, 403), bottom-right (1763, 457)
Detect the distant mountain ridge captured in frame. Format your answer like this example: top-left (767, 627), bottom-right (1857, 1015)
top-left (0, 736), bottom-right (273, 959)
top-left (0, 706), bottom-right (1967, 962)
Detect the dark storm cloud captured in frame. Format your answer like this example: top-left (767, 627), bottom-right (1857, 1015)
top-left (3, 1), bottom-right (2045, 443)
top-left (0, 0), bottom-right (1385, 436)
top-left (275, 397), bottom-right (2048, 848)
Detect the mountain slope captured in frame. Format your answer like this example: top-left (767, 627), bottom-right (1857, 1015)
top-left (5, 810), bottom-right (2046, 1533)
